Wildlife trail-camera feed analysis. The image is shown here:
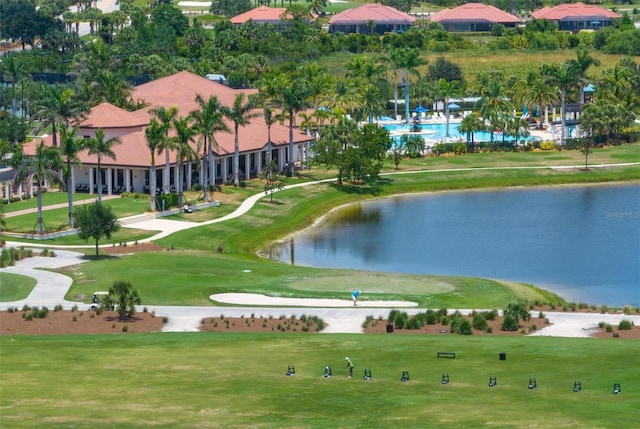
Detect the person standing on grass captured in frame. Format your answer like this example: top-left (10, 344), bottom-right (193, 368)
top-left (352, 290), bottom-right (361, 306)
top-left (345, 357), bottom-right (354, 378)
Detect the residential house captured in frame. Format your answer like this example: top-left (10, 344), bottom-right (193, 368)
top-left (328, 3), bottom-right (415, 35)
top-left (430, 3), bottom-right (520, 32)
top-left (531, 3), bottom-right (621, 32)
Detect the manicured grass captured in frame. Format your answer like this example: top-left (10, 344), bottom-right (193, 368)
top-left (62, 250), bottom-right (556, 306)
top-left (0, 273), bottom-right (36, 301)
top-left (2, 192), bottom-right (97, 213)
top-left (1, 333), bottom-right (638, 428)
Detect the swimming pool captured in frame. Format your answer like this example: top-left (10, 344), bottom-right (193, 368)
top-left (383, 122), bottom-right (540, 143)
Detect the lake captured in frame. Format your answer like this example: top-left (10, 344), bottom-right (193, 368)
top-left (267, 184), bottom-right (640, 307)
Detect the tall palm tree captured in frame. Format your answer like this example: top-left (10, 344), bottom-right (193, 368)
top-left (32, 86), bottom-right (88, 148)
top-left (150, 106), bottom-right (178, 194)
top-left (390, 47), bottom-right (427, 123)
top-left (144, 118), bottom-right (163, 211)
top-left (359, 83), bottom-right (387, 124)
top-left (172, 115), bottom-right (198, 207)
top-left (222, 93), bottom-right (259, 187)
top-left (477, 80), bottom-right (514, 145)
top-left (59, 126), bottom-right (85, 227)
top-left (86, 129), bottom-right (121, 203)
top-left (271, 73), bottom-right (311, 177)
top-left (570, 49), bottom-right (600, 104)
top-left (436, 78), bottom-right (462, 138)
top-left (321, 78), bottom-right (363, 116)
top-left (504, 116), bottom-right (530, 147)
top-left (542, 62), bottom-right (579, 145)
top-left (190, 95), bottom-right (229, 202)
top-left (525, 76), bottom-right (559, 126)
top-left (10, 141), bottom-right (63, 234)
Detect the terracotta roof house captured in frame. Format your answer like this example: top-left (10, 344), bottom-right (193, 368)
top-left (16, 71), bottom-right (314, 202)
top-left (430, 3), bottom-right (520, 32)
top-left (230, 6), bottom-right (316, 26)
top-left (328, 3), bottom-right (415, 35)
top-left (531, 3), bottom-right (621, 31)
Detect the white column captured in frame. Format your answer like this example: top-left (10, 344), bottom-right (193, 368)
top-left (107, 168), bottom-right (113, 195)
top-left (222, 158), bottom-right (228, 182)
top-left (256, 151), bottom-right (262, 175)
top-left (174, 165), bottom-right (179, 192)
top-left (4, 181), bottom-right (9, 200)
top-left (89, 167), bottom-right (94, 195)
top-left (186, 162), bottom-right (192, 189)
top-left (18, 182), bottom-right (23, 199)
top-left (29, 176), bottom-right (34, 198)
top-left (125, 169), bottom-right (131, 192)
top-left (244, 153), bottom-right (250, 180)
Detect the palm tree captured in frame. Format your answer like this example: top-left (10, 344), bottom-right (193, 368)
top-left (86, 129), bottom-right (121, 203)
top-left (504, 116), bottom-right (530, 148)
top-left (458, 113), bottom-right (484, 152)
top-left (525, 77), bottom-right (559, 126)
top-left (477, 80), bottom-right (514, 145)
top-left (144, 118), bottom-right (163, 211)
top-left (222, 93), bottom-right (259, 187)
top-left (390, 47), bottom-right (426, 124)
top-left (32, 85), bottom-right (88, 148)
top-left (570, 49), bottom-right (600, 104)
top-left (321, 78), bottom-right (363, 116)
top-left (436, 78), bottom-right (462, 138)
top-left (59, 126), bottom-right (85, 228)
top-left (542, 62), bottom-right (579, 145)
top-left (171, 115), bottom-right (198, 207)
top-left (271, 73), bottom-right (311, 177)
top-left (10, 141), bottom-right (63, 234)
top-left (190, 95), bottom-right (229, 202)
top-left (150, 106), bottom-right (178, 194)
top-left (297, 111), bottom-right (317, 136)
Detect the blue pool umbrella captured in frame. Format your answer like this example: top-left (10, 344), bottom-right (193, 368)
top-left (448, 102), bottom-right (460, 110)
top-left (413, 104), bottom-right (429, 113)
top-left (583, 84), bottom-right (596, 93)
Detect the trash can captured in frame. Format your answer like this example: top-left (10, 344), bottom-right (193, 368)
top-left (499, 352), bottom-right (506, 361)
top-left (386, 322), bottom-right (394, 333)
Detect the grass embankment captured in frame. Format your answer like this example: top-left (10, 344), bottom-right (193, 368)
top-left (0, 273), bottom-right (36, 301)
top-left (62, 251), bottom-right (555, 307)
top-left (1, 333), bottom-right (638, 428)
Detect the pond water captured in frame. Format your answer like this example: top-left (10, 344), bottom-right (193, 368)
top-left (267, 184), bottom-right (640, 307)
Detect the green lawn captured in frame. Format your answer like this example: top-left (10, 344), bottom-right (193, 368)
top-left (1, 333), bottom-right (638, 428)
top-left (0, 272), bottom-right (36, 301)
top-left (61, 250), bottom-right (556, 307)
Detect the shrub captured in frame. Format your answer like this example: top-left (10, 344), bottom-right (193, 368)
top-left (122, 325), bottom-right (128, 332)
top-left (458, 319), bottom-right (472, 335)
top-left (538, 312), bottom-right (545, 319)
top-left (472, 314), bottom-right (488, 330)
top-left (618, 320), bottom-right (634, 330)
top-left (530, 324), bottom-right (538, 331)
top-left (406, 316), bottom-right (423, 330)
top-left (486, 326), bottom-right (493, 333)
top-left (605, 324), bottom-right (613, 333)
top-left (623, 306), bottom-right (632, 315)
top-left (600, 305), bottom-right (609, 314)
top-left (539, 141), bottom-right (556, 150)
top-left (482, 310), bottom-right (498, 321)
top-left (424, 309), bottom-right (438, 325)
top-left (54, 304), bottom-right (63, 312)
top-left (501, 315), bottom-right (519, 331)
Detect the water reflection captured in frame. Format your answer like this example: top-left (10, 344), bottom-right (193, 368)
top-left (266, 184), bottom-right (640, 306)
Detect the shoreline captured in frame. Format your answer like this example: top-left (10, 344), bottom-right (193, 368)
top-left (259, 180), bottom-right (639, 308)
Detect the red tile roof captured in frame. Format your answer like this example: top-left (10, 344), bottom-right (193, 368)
top-left (531, 3), bottom-right (621, 20)
top-left (230, 6), bottom-right (288, 25)
top-left (78, 102), bottom-right (149, 129)
top-left (431, 3), bottom-right (519, 24)
top-left (329, 3), bottom-right (415, 25)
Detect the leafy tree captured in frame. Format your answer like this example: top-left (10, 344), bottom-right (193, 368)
top-left (86, 129), bottom-right (121, 203)
top-left (210, 0), bottom-right (251, 17)
top-left (261, 160), bottom-right (286, 203)
top-left (428, 56), bottom-right (464, 85)
top-left (75, 201), bottom-right (120, 257)
top-left (104, 280), bottom-right (141, 321)
top-left (151, 4), bottom-right (189, 37)
top-left (390, 47), bottom-right (426, 123)
top-left (10, 141), bottom-right (63, 234)
top-left (477, 79), bottom-right (514, 145)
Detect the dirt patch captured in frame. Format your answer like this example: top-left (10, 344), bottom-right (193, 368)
top-left (100, 242), bottom-right (164, 254)
top-left (363, 316), bottom-right (544, 336)
top-left (0, 309), bottom-right (165, 335)
top-left (199, 315), bottom-right (325, 333)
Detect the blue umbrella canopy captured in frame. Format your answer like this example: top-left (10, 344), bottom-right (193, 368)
top-left (583, 84), bottom-right (596, 93)
top-left (448, 102), bottom-right (460, 109)
top-left (413, 104), bottom-right (428, 113)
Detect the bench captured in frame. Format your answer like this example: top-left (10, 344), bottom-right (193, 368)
top-left (437, 352), bottom-right (456, 359)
